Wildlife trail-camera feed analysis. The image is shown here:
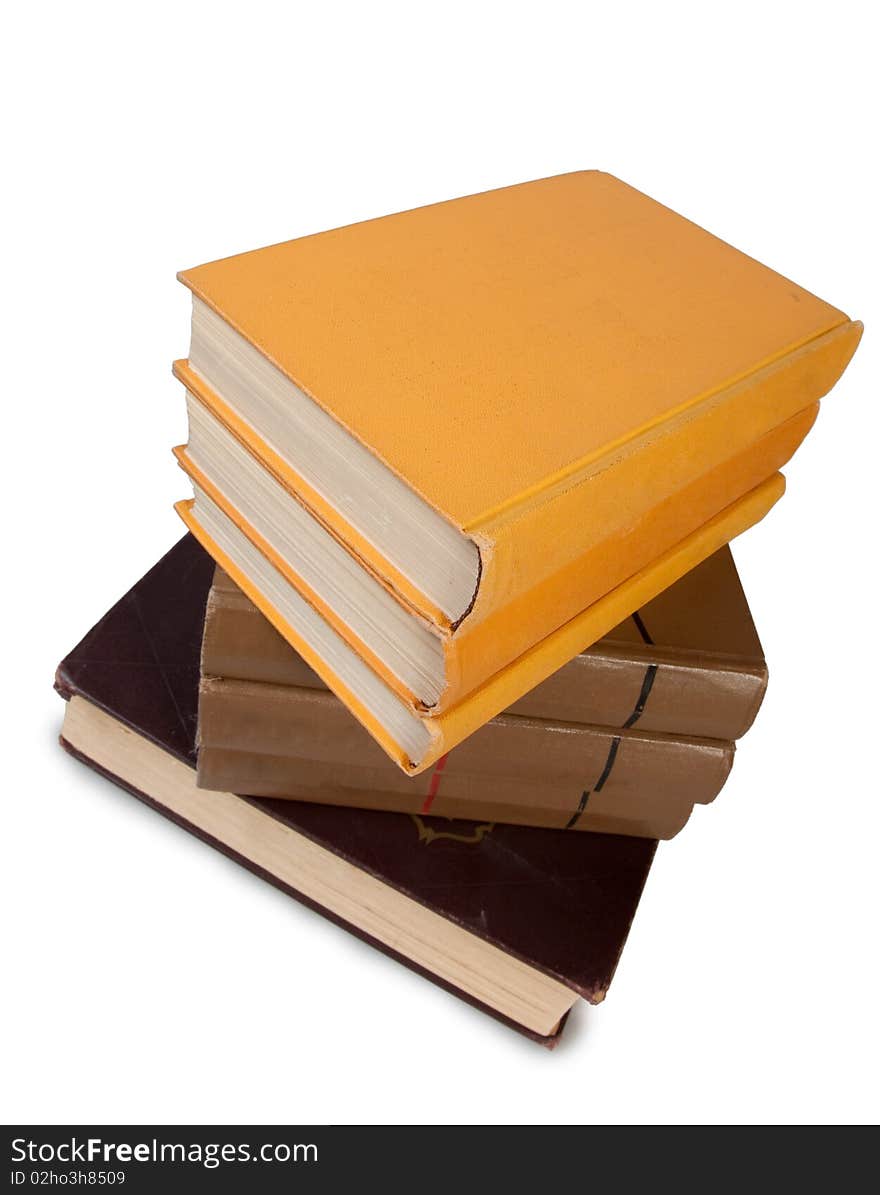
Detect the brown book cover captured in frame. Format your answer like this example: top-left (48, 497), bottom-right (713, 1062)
top-left (203, 546), bottom-right (767, 741)
top-left (198, 676), bottom-right (731, 838)
top-left (54, 535), bottom-right (656, 1045)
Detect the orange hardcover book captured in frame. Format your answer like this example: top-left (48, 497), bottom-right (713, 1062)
top-left (176, 474), bottom-right (784, 772)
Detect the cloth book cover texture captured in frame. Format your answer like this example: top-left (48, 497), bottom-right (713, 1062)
top-left (54, 535), bottom-right (656, 1044)
top-left (197, 546), bottom-right (766, 837)
top-left (172, 170), bottom-right (859, 771)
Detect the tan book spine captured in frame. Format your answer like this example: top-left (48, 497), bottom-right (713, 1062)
top-left (197, 678), bottom-right (732, 839)
top-left (197, 746), bottom-right (698, 840)
top-left (202, 564), bottom-right (767, 740)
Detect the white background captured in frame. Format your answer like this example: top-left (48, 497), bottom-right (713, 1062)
top-left (3, 1), bottom-right (878, 1126)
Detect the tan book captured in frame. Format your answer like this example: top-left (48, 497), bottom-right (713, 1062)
top-left (198, 678), bottom-right (731, 839)
top-left (196, 546), bottom-right (765, 838)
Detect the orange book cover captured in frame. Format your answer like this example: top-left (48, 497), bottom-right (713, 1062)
top-left (175, 172), bottom-right (860, 713)
top-left (176, 474), bottom-right (784, 773)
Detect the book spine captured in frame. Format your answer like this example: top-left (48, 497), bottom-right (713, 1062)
top-left (196, 743), bottom-right (698, 840)
top-left (197, 678), bottom-right (733, 838)
top-left (203, 579), bottom-right (766, 741)
top-left (508, 652), bottom-right (767, 740)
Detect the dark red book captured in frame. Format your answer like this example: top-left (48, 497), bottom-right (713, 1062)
top-left (55, 535), bottom-right (656, 1044)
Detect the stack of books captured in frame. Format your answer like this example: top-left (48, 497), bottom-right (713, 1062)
top-left (55, 172), bottom-right (860, 1045)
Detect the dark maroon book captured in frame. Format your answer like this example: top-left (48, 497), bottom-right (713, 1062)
top-left (55, 535), bottom-right (657, 1045)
